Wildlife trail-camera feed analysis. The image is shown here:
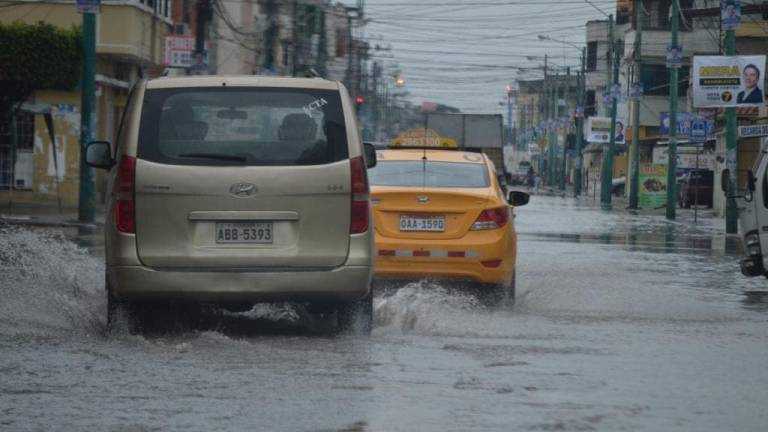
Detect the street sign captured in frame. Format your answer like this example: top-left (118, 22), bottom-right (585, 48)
top-left (164, 36), bottom-right (209, 68)
top-left (660, 112), bottom-right (715, 139)
top-left (76, 0), bottom-right (100, 13)
top-left (689, 119), bottom-right (708, 142)
top-left (738, 124), bottom-right (768, 138)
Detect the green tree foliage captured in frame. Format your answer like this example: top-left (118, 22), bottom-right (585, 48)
top-left (0, 21), bottom-right (81, 116)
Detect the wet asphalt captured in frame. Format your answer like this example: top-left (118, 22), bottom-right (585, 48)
top-left (1, 195), bottom-right (767, 431)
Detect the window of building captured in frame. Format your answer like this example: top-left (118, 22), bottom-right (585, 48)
top-left (282, 42), bottom-right (291, 67)
top-left (0, 112), bottom-right (34, 191)
top-left (0, 112), bottom-right (34, 152)
top-left (585, 90), bottom-right (597, 116)
top-left (335, 28), bottom-right (347, 58)
top-left (639, 64), bottom-right (689, 96)
top-left (586, 41), bottom-right (598, 72)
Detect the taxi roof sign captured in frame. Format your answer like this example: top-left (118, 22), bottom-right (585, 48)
top-left (390, 128), bottom-right (458, 149)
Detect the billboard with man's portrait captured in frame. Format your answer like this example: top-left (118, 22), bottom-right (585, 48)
top-left (692, 55), bottom-right (766, 107)
top-left (587, 117), bottom-right (626, 145)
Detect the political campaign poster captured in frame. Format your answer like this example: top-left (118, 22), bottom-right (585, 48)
top-left (666, 45), bottom-right (683, 69)
top-left (693, 55), bottom-right (766, 107)
top-left (721, 0), bottom-right (741, 31)
top-left (587, 117), bottom-right (626, 145)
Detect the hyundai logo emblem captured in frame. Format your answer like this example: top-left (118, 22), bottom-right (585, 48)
top-left (416, 195), bottom-right (429, 204)
top-left (229, 182), bottom-right (257, 197)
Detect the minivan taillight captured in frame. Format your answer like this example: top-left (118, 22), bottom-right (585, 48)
top-left (471, 207), bottom-right (509, 231)
top-left (350, 156), bottom-right (369, 234)
top-left (115, 156), bottom-right (136, 234)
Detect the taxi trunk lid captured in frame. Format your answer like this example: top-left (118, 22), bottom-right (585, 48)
top-left (371, 187), bottom-right (492, 240)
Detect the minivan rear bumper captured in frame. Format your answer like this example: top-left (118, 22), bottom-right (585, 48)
top-left (109, 265), bottom-right (372, 303)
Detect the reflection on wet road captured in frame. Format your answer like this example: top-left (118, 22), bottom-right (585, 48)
top-left (1, 196), bottom-right (767, 431)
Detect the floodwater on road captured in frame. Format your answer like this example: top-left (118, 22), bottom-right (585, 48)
top-left (1, 196), bottom-right (767, 431)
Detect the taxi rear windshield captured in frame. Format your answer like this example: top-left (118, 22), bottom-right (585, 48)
top-left (368, 161), bottom-right (490, 188)
top-left (138, 87), bottom-right (348, 166)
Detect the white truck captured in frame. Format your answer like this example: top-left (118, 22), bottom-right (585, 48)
top-left (736, 140), bottom-right (768, 277)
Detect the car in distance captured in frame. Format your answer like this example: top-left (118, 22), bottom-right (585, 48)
top-left (368, 145), bottom-right (529, 304)
top-left (86, 76), bottom-right (377, 334)
top-left (678, 169), bottom-right (714, 208)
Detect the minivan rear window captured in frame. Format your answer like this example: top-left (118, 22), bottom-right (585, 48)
top-left (368, 161), bottom-right (490, 188)
top-left (138, 87), bottom-right (348, 166)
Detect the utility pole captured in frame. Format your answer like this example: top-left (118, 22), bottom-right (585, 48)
top-left (600, 14), bottom-right (617, 206)
top-left (196, 0), bottom-right (208, 56)
top-left (560, 67), bottom-right (570, 190)
top-left (665, 0), bottom-right (679, 220)
top-left (520, 102), bottom-right (526, 152)
top-left (724, 13), bottom-right (738, 233)
top-left (548, 74), bottom-right (557, 186)
top-left (506, 85), bottom-right (513, 147)
top-left (574, 47), bottom-right (586, 196)
top-left (629, 0), bottom-right (643, 209)
top-left (78, 10), bottom-right (96, 222)
top-left (541, 55), bottom-right (548, 179)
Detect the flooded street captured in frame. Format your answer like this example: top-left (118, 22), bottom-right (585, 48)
top-left (2, 195), bottom-right (768, 431)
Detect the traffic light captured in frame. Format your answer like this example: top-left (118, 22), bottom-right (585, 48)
top-left (355, 96), bottom-right (365, 105)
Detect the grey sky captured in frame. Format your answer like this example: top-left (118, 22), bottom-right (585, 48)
top-left (342, 0), bottom-right (612, 115)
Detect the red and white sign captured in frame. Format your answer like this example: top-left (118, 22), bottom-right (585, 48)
top-left (164, 36), bottom-right (206, 68)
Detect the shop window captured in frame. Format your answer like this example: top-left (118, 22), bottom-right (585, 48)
top-left (586, 41), bottom-right (598, 72)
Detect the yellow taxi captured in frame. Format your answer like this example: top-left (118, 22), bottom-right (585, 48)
top-left (368, 144), bottom-right (529, 301)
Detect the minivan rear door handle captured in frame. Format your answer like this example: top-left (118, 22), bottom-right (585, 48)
top-left (188, 211), bottom-right (300, 221)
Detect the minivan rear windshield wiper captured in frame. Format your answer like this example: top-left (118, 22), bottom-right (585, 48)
top-left (177, 153), bottom-right (247, 163)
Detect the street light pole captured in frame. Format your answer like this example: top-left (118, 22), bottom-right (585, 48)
top-left (548, 74), bottom-right (557, 187)
top-left (574, 47), bottom-right (586, 197)
top-left (78, 11), bottom-right (96, 222)
top-left (629, 0), bottom-right (643, 209)
top-left (541, 54), bottom-right (548, 181)
top-left (665, 0), bottom-right (679, 220)
top-left (600, 14), bottom-right (618, 207)
top-left (725, 19), bottom-right (738, 233)
top-left (560, 67), bottom-right (570, 190)
top-left (506, 84), bottom-right (514, 147)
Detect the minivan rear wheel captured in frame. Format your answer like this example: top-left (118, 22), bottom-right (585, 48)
top-left (106, 281), bottom-right (141, 334)
top-left (337, 290), bottom-right (373, 335)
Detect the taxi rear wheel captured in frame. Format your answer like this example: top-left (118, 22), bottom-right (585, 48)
top-left (476, 272), bottom-right (515, 307)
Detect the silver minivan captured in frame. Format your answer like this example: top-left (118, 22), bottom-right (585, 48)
top-left (86, 76), bottom-right (376, 333)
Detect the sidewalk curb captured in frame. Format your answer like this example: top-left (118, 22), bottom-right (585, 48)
top-left (0, 217), bottom-right (103, 229)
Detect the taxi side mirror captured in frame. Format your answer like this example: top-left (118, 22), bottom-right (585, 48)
top-left (508, 190), bottom-right (530, 207)
top-left (363, 142), bottom-right (377, 169)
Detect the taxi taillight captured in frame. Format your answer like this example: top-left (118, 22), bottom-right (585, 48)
top-left (350, 156), bottom-right (369, 234)
top-left (471, 207), bottom-right (508, 231)
top-left (115, 156), bottom-right (136, 234)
